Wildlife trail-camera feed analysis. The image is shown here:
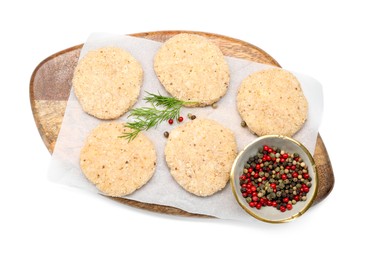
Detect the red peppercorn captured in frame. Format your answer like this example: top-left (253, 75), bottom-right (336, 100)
top-left (240, 145), bottom-right (312, 214)
top-left (178, 116), bottom-right (184, 122)
top-left (168, 118), bottom-right (174, 124)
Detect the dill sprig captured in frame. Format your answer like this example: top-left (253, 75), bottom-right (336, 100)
top-left (120, 92), bottom-right (195, 141)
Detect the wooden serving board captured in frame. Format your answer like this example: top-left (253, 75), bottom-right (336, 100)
top-left (30, 31), bottom-right (334, 216)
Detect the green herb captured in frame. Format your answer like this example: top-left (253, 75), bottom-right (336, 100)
top-left (120, 92), bottom-right (195, 141)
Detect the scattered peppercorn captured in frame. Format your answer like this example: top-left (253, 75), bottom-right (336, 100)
top-left (190, 115), bottom-right (196, 120)
top-left (241, 121), bottom-right (247, 127)
top-left (212, 103), bottom-right (218, 109)
top-left (163, 131), bottom-right (169, 138)
top-left (239, 145), bottom-right (312, 212)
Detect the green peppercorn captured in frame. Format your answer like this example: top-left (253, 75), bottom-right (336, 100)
top-left (240, 145), bottom-right (311, 213)
top-left (212, 103), bottom-right (218, 109)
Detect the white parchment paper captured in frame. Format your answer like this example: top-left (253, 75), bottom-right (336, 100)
top-left (48, 33), bottom-right (323, 221)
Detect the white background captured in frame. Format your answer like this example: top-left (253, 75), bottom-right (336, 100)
top-left (1, 0), bottom-right (368, 259)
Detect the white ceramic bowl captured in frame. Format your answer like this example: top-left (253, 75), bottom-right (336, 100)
top-left (230, 135), bottom-right (318, 223)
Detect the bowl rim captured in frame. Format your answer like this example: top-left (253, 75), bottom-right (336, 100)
top-left (230, 135), bottom-right (318, 224)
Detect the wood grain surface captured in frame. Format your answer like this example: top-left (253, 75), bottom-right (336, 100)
top-left (30, 30), bottom-right (334, 216)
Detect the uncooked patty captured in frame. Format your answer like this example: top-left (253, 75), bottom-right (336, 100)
top-left (80, 122), bottom-right (156, 197)
top-left (165, 118), bottom-right (237, 196)
top-left (154, 33), bottom-right (230, 106)
top-left (73, 47), bottom-right (143, 119)
top-left (237, 68), bottom-right (308, 137)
